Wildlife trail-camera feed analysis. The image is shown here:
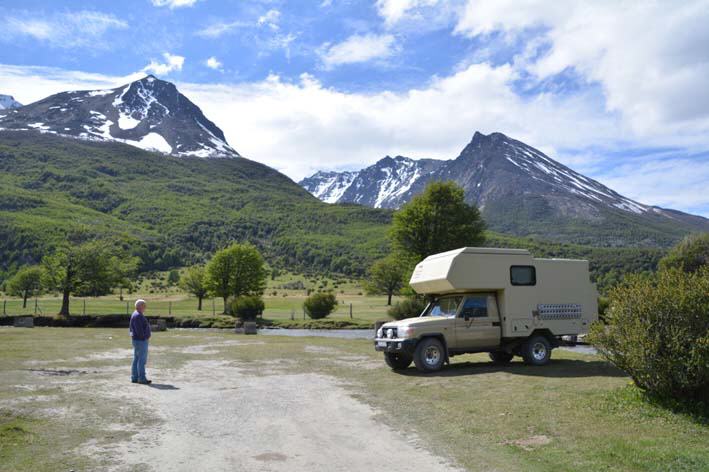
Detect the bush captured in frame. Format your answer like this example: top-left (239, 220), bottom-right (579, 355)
top-left (303, 292), bottom-right (338, 319)
top-left (659, 232), bottom-right (709, 273)
top-left (388, 297), bottom-right (427, 320)
top-left (589, 268), bottom-right (709, 403)
top-left (229, 295), bottom-right (265, 321)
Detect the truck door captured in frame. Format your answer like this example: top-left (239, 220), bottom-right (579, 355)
top-left (455, 294), bottom-right (501, 350)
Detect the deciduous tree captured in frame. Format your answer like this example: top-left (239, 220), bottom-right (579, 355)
top-left (390, 181), bottom-right (485, 262)
top-left (7, 266), bottom-right (42, 309)
top-left (205, 243), bottom-right (268, 313)
top-left (180, 265), bottom-right (209, 311)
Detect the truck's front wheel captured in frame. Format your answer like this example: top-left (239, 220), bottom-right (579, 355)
top-left (413, 338), bottom-right (445, 373)
top-left (522, 335), bottom-right (552, 366)
top-left (384, 352), bottom-right (412, 370)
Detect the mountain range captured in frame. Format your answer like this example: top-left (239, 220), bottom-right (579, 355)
top-left (0, 75), bottom-right (697, 285)
top-left (301, 132), bottom-right (709, 247)
top-left (0, 75), bottom-right (239, 158)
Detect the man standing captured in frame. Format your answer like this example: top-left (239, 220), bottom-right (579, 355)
top-left (130, 299), bottom-right (152, 385)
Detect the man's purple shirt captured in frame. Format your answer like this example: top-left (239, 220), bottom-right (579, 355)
top-left (129, 310), bottom-right (151, 341)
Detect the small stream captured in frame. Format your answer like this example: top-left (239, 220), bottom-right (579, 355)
top-left (257, 328), bottom-right (598, 355)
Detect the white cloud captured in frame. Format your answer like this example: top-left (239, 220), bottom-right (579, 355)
top-left (319, 33), bottom-right (399, 69)
top-left (0, 11), bottom-right (128, 49)
top-left (453, 0), bottom-right (709, 138)
top-left (257, 9), bottom-right (281, 31)
top-left (151, 0), bottom-right (199, 8)
top-left (196, 20), bottom-right (250, 38)
top-left (375, 0), bottom-right (443, 25)
top-left (143, 53), bottom-right (185, 75)
top-left (205, 56), bottom-right (223, 71)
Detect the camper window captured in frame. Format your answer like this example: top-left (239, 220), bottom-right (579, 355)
top-left (425, 296), bottom-right (463, 317)
top-left (460, 296), bottom-right (488, 318)
top-left (510, 265), bottom-right (536, 286)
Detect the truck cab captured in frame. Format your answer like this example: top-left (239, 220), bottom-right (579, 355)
top-left (374, 247), bottom-right (598, 372)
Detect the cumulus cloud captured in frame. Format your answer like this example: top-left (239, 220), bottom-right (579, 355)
top-left (143, 53), bottom-right (185, 75)
top-left (205, 56), bottom-right (223, 71)
top-left (151, 0), bottom-right (199, 8)
top-left (0, 10), bottom-right (128, 49)
top-left (319, 33), bottom-right (399, 69)
top-left (375, 0), bottom-right (444, 25)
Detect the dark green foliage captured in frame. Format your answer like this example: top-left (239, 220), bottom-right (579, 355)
top-left (659, 232), bottom-right (709, 273)
top-left (41, 237), bottom-right (125, 316)
top-left (388, 297), bottom-right (427, 320)
top-left (363, 255), bottom-right (407, 305)
top-left (6, 266), bottom-right (42, 308)
top-left (303, 292), bottom-right (338, 319)
top-left (589, 268), bottom-right (709, 403)
top-left (167, 270), bottom-right (180, 286)
top-left (179, 265), bottom-right (208, 310)
top-left (0, 132), bottom-right (390, 277)
top-left (390, 181), bottom-right (485, 261)
top-left (229, 295), bottom-right (265, 320)
top-left (205, 243), bottom-right (268, 313)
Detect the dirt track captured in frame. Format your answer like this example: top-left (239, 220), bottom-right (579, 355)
top-left (89, 357), bottom-right (462, 471)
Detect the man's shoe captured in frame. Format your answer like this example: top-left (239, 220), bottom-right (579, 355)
top-left (131, 379), bottom-right (138, 383)
top-left (138, 379), bottom-right (152, 385)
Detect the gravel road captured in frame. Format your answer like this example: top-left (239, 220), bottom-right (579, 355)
top-left (91, 357), bottom-right (463, 472)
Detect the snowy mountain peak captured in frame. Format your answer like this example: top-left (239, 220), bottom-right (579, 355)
top-left (0, 76), bottom-right (239, 159)
top-left (300, 131), bottom-right (709, 245)
top-left (0, 94), bottom-right (22, 110)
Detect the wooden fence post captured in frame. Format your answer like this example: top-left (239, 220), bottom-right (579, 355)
top-left (169, 301), bottom-right (172, 316)
top-left (126, 301), bottom-right (129, 316)
top-left (83, 299), bottom-right (86, 316)
top-left (3, 300), bottom-right (6, 316)
top-left (212, 299), bottom-right (216, 316)
top-left (350, 303), bottom-right (353, 319)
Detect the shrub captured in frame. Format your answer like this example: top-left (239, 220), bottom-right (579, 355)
top-left (659, 232), bottom-right (709, 273)
top-left (589, 268), bottom-right (709, 403)
top-left (229, 295), bottom-right (265, 321)
top-left (388, 297), bottom-right (427, 320)
top-left (303, 292), bottom-right (338, 319)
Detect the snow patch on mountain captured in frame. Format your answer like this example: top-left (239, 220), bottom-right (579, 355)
top-left (0, 94), bottom-right (22, 110)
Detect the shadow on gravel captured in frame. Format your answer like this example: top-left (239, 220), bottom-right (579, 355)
top-left (147, 383), bottom-right (180, 390)
top-left (394, 359), bottom-right (627, 378)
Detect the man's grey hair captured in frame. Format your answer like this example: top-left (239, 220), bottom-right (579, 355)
top-left (135, 299), bottom-right (146, 309)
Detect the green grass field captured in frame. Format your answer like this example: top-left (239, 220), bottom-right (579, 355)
top-left (1, 328), bottom-right (707, 471)
top-left (0, 272), bottom-right (400, 324)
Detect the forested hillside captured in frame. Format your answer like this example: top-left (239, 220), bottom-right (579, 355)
top-left (0, 131), bottom-right (391, 277)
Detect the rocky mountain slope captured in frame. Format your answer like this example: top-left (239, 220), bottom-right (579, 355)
top-left (0, 94), bottom-right (22, 110)
top-left (0, 76), bottom-right (239, 158)
top-left (301, 132), bottom-right (709, 247)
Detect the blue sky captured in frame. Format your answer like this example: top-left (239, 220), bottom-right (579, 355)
top-left (2, 0), bottom-right (709, 217)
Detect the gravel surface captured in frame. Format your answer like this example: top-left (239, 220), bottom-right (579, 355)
top-left (89, 359), bottom-right (463, 472)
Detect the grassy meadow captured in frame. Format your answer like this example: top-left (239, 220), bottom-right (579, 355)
top-left (0, 271), bottom-right (399, 326)
top-left (1, 328), bottom-right (707, 471)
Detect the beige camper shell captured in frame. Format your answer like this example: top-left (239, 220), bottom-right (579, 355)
top-left (409, 247), bottom-right (598, 338)
top-left (375, 247), bottom-right (598, 372)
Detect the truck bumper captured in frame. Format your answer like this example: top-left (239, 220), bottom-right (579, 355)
top-left (374, 338), bottom-right (417, 355)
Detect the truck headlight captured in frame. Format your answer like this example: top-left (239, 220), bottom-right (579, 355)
top-left (376, 327), bottom-right (383, 338)
top-left (398, 326), bottom-right (415, 339)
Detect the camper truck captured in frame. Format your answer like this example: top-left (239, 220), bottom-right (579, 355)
top-left (374, 248), bottom-right (598, 372)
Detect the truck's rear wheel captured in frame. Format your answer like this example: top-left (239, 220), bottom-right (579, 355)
top-left (489, 351), bottom-right (513, 364)
top-left (413, 338), bottom-right (445, 373)
top-left (384, 352), bottom-right (412, 370)
top-left (522, 335), bottom-right (552, 366)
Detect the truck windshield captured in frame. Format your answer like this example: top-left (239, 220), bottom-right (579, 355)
top-left (423, 296), bottom-right (463, 317)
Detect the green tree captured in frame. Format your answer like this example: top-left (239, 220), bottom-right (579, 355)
top-left (7, 266), bottom-right (43, 309)
top-left (42, 241), bottom-right (118, 316)
top-left (390, 181), bottom-right (485, 262)
top-left (230, 295), bottom-right (265, 320)
top-left (205, 243), bottom-right (268, 313)
top-left (180, 265), bottom-right (209, 311)
top-left (303, 292), bottom-right (338, 319)
top-left (111, 254), bottom-right (139, 301)
top-left (364, 255), bottom-right (407, 305)
top-left (659, 232), bottom-right (709, 273)
top-left (167, 269), bottom-right (181, 286)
